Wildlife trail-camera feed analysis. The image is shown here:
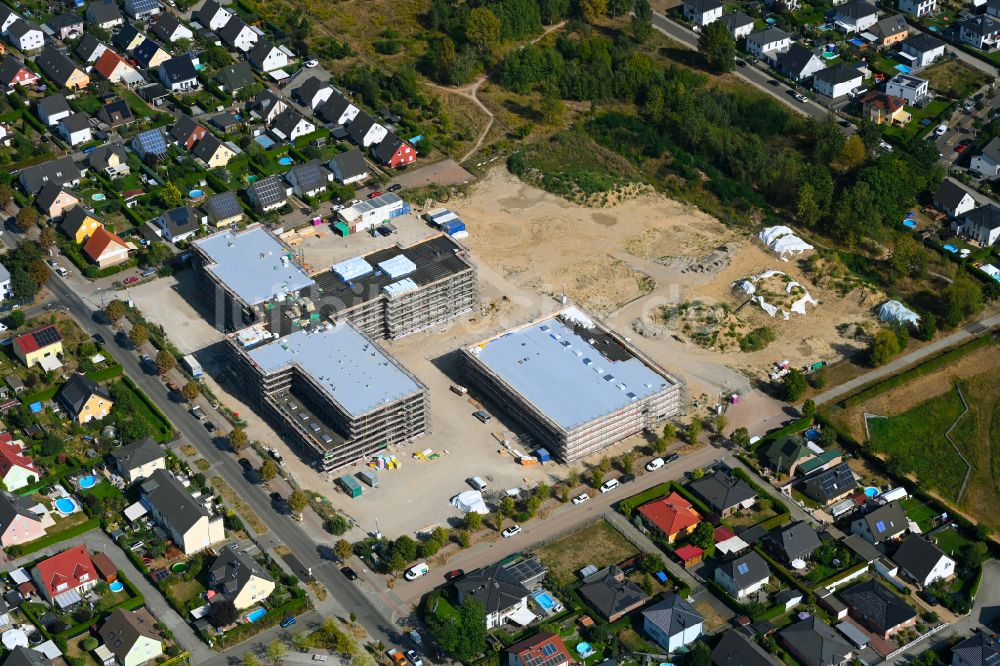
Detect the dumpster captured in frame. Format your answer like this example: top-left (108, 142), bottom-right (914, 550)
top-left (534, 447), bottom-right (551, 463)
top-left (338, 475), bottom-right (362, 498)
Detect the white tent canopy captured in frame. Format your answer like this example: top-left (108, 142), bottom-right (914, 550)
top-left (877, 300), bottom-right (920, 327)
top-left (451, 491), bottom-right (489, 515)
top-left (759, 226), bottom-right (814, 261)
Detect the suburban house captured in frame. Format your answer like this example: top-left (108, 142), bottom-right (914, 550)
top-left (779, 617), bottom-right (853, 666)
top-left (159, 56), bottom-right (198, 92)
top-left (850, 501), bottom-right (909, 544)
top-left (60, 206), bottom-right (104, 244)
top-left (900, 32), bottom-right (946, 67)
top-left (214, 62), bottom-right (255, 93)
top-left (285, 161), bottom-right (331, 198)
top-left (109, 438), bottom-right (165, 484)
top-left (37, 94), bottom-right (72, 127)
top-left (971, 138), bottom-right (1000, 178)
top-left (37, 46), bottom-right (89, 90)
top-left (934, 179), bottom-right (978, 218)
top-left (346, 111), bottom-right (388, 148)
top-left (683, 0), bottom-right (724, 25)
top-left (13, 325), bottom-right (63, 369)
top-left (959, 203), bottom-right (1000, 246)
top-left (83, 227), bottom-right (134, 268)
top-left (140, 469), bottom-right (225, 554)
top-left (760, 435), bottom-right (815, 476)
top-left (803, 462), bottom-right (858, 505)
top-left (892, 535), bottom-right (956, 587)
top-left (100, 607), bottom-right (163, 666)
top-left (871, 14), bottom-right (908, 45)
top-left (57, 373), bottom-right (114, 424)
top-left (0, 435), bottom-right (38, 491)
top-left (86, 0), bottom-right (123, 29)
top-left (75, 34), bottom-right (107, 62)
top-left (834, 1), bottom-right (878, 32)
top-left (112, 23), bottom-right (144, 53)
top-left (329, 149), bottom-right (369, 185)
top-left (860, 91), bottom-right (910, 125)
top-left (193, 0), bottom-right (232, 31)
top-left (959, 15), bottom-right (1000, 50)
top-left (251, 90), bottom-right (287, 125)
top-left (89, 145), bottom-right (130, 179)
top-left (157, 207), bottom-right (204, 243)
top-left (57, 113), bottom-right (92, 147)
top-left (5, 649), bottom-right (54, 666)
top-left (218, 18), bottom-right (257, 52)
top-left (247, 41), bottom-right (288, 71)
top-left (150, 13), bottom-right (192, 42)
top-left (94, 50), bottom-right (144, 86)
top-left (317, 92), bottom-right (360, 126)
top-left (203, 191), bottom-right (244, 227)
top-left (813, 64), bottom-right (864, 98)
top-left (714, 551), bottom-right (771, 599)
top-left (712, 630), bottom-right (778, 666)
top-left (454, 563), bottom-right (533, 629)
top-left (641, 592), bottom-right (703, 652)
top-left (0, 490), bottom-right (46, 547)
top-left (209, 545), bottom-right (275, 610)
top-left (6, 20), bottom-right (43, 52)
top-left (718, 11), bottom-right (755, 38)
top-left (123, 0), bottom-right (160, 20)
top-left (49, 14), bottom-right (84, 40)
top-left (294, 77), bottom-right (333, 110)
top-left (0, 54), bottom-right (38, 87)
top-left (32, 545), bottom-right (98, 606)
top-left (0, 264), bottom-right (10, 300)
top-left (840, 580), bottom-right (917, 639)
top-left (745, 28), bottom-right (792, 61)
top-left (246, 175), bottom-right (287, 211)
top-left (689, 471), bottom-right (757, 517)
top-left (885, 72), bottom-right (929, 104)
top-left (767, 520), bottom-right (822, 564)
top-left (0, 6), bottom-right (17, 33)
top-left (579, 565), bottom-right (650, 621)
top-left (132, 39), bottom-right (170, 69)
top-left (776, 44), bottom-right (826, 81)
top-left (169, 116), bottom-right (207, 152)
top-left (373, 134), bottom-right (417, 168)
top-left (35, 184), bottom-right (79, 220)
top-left (638, 492), bottom-right (702, 543)
top-left (506, 632), bottom-right (572, 666)
top-left (192, 134), bottom-right (236, 168)
top-left (271, 110), bottom-right (315, 142)
top-left (97, 100), bottom-right (135, 127)
top-left (952, 631), bottom-right (1000, 666)
top-left (899, 0), bottom-right (935, 15)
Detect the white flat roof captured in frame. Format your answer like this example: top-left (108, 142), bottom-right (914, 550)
top-left (246, 322), bottom-right (423, 416)
top-left (194, 226), bottom-right (316, 306)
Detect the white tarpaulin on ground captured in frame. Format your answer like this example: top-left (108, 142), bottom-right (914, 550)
top-left (451, 491), bottom-right (489, 515)
top-left (738, 270), bottom-right (817, 318)
top-left (759, 226), bottom-right (814, 261)
top-left (877, 300), bottom-right (920, 327)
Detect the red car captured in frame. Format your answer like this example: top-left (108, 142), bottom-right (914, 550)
top-left (955, 144), bottom-right (968, 153)
top-left (123, 276), bottom-right (139, 284)
top-left (444, 569), bottom-right (464, 581)
top-left (367, 191), bottom-right (383, 199)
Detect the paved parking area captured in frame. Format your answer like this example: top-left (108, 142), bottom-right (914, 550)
top-left (388, 159), bottom-right (476, 190)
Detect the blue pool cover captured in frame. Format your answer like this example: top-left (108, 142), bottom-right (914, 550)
top-left (895, 64), bottom-right (911, 73)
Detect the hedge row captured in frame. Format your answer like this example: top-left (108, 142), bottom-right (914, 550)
top-left (21, 364), bottom-right (125, 405)
top-left (815, 561), bottom-right (869, 590)
top-left (754, 416), bottom-right (813, 449)
top-left (754, 545), bottom-right (813, 599)
top-left (121, 376), bottom-right (174, 440)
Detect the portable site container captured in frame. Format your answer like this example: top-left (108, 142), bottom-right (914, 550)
top-left (534, 448), bottom-right (551, 463)
top-left (431, 212), bottom-right (459, 226)
top-left (440, 219), bottom-right (466, 235)
top-left (424, 208), bottom-right (448, 222)
top-left (338, 475), bottom-right (362, 498)
top-left (357, 469), bottom-right (378, 488)
top-left (333, 221), bottom-right (350, 237)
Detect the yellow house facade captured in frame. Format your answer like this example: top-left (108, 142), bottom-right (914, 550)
top-left (13, 325), bottom-right (63, 368)
top-left (60, 207), bottom-right (104, 244)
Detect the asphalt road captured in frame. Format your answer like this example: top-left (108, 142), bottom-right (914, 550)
top-left (41, 274), bottom-right (405, 655)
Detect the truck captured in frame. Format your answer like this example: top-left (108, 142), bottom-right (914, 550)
top-left (182, 354), bottom-right (203, 378)
top-left (404, 562), bottom-right (429, 581)
top-left (338, 475), bottom-right (362, 498)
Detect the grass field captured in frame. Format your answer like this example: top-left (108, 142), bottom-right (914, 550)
top-left (934, 526), bottom-right (972, 556)
top-left (212, 475), bottom-right (268, 536)
top-left (900, 497), bottom-right (937, 533)
top-left (922, 60), bottom-right (991, 100)
top-left (534, 520), bottom-right (638, 586)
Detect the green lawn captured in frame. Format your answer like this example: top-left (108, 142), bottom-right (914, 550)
top-left (83, 481), bottom-right (123, 501)
top-left (900, 497), bottom-right (938, 533)
top-left (882, 99), bottom-right (953, 143)
top-left (933, 527), bottom-right (971, 557)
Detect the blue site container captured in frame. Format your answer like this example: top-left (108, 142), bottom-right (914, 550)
top-left (440, 219), bottom-right (466, 235)
top-left (534, 447), bottom-right (551, 463)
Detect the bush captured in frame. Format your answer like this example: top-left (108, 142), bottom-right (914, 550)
top-left (81, 637), bottom-right (99, 651)
top-left (739, 327), bottom-right (776, 352)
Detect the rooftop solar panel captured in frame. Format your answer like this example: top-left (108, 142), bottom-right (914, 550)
top-left (127, 0), bottom-right (159, 13)
top-left (33, 326), bottom-right (62, 347)
top-left (251, 175), bottom-right (285, 205)
top-left (205, 191), bottom-right (241, 221)
top-left (135, 128), bottom-right (167, 155)
top-left (736, 562), bottom-right (749, 575)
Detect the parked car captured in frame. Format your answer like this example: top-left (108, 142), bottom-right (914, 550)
top-left (406, 650), bottom-right (423, 666)
top-left (388, 183), bottom-right (402, 192)
top-left (794, 93), bottom-right (808, 103)
top-left (92, 333), bottom-right (106, 345)
top-left (502, 525), bottom-right (522, 538)
top-left (934, 123), bottom-right (948, 136)
top-left (472, 410), bottom-right (491, 423)
top-left (600, 479), bottom-right (619, 494)
top-left (280, 616), bottom-right (296, 628)
top-left (572, 493), bottom-right (590, 505)
top-left (304, 59), bottom-right (318, 67)
top-left (646, 457), bottom-right (664, 471)
top-left (620, 474), bottom-right (636, 484)
top-left (665, 452), bottom-right (680, 463)
top-left (367, 190), bottom-right (383, 199)
top-left (341, 567), bottom-right (358, 580)
top-left (444, 569), bottom-right (465, 580)
top-left (123, 276), bottom-right (139, 285)
top-left (955, 144), bottom-right (968, 153)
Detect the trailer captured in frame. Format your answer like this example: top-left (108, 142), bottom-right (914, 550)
top-left (338, 475), bottom-right (362, 498)
top-left (357, 469), bottom-right (378, 488)
top-left (182, 354), bottom-right (203, 378)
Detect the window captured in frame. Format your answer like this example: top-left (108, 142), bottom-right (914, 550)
top-left (736, 563), bottom-right (749, 575)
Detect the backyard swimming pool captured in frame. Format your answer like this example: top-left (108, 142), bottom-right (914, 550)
top-left (189, 189), bottom-right (204, 198)
top-left (91, 193), bottom-right (106, 202)
top-left (864, 487), bottom-right (879, 498)
top-left (171, 562), bottom-right (188, 574)
top-left (255, 135), bottom-right (275, 149)
top-left (78, 475), bottom-right (96, 489)
top-left (246, 608), bottom-right (267, 623)
top-left (532, 591), bottom-right (556, 610)
top-left (109, 581), bottom-right (124, 593)
top-left (822, 51), bottom-right (838, 59)
top-left (895, 64), bottom-right (911, 73)
top-left (278, 156), bottom-right (294, 165)
top-left (903, 219), bottom-right (916, 228)
top-left (55, 498), bottom-right (78, 514)
top-left (943, 244), bottom-right (958, 253)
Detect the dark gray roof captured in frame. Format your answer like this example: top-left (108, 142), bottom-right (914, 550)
top-left (37, 93), bottom-right (71, 120)
top-left (346, 111), bottom-right (377, 144)
top-left (805, 462), bottom-right (857, 502)
top-left (719, 11), bottom-right (754, 30)
top-left (74, 34), bottom-right (105, 61)
top-left (293, 76), bottom-right (329, 106)
top-left (840, 579), bottom-right (917, 633)
top-left (137, 83), bottom-right (168, 101)
top-left (252, 89), bottom-right (283, 115)
top-left (979, 137), bottom-right (1000, 165)
top-left (893, 534), bottom-right (950, 582)
top-left (169, 115), bottom-right (203, 143)
top-left (140, 468), bottom-right (211, 534)
top-left (133, 38), bottom-right (165, 68)
top-left (57, 373), bottom-right (112, 418)
top-left (578, 565), bottom-right (650, 619)
top-left (902, 32), bottom-right (945, 52)
top-left (49, 13), bottom-right (83, 30)
top-left (712, 630), bottom-right (777, 666)
top-left (203, 190), bottom-right (242, 223)
top-left (453, 563), bottom-right (529, 615)
top-left (836, 0), bottom-right (877, 19)
top-left (214, 61), bottom-right (254, 90)
top-left (192, 0), bottom-right (226, 27)
top-left (952, 631), bottom-right (1000, 666)
top-left (775, 588), bottom-right (804, 604)
top-left (109, 438), bottom-right (164, 473)
top-left (962, 15), bottom-right (1000, 37)
top-left (87, 0), bottom-right (122, 24)
top-left (771, 521), bottom-right (822, 562)
top-left (247, 174), bottom-right (286, 207)
top-left (778, 44), bottom-right (822, 76)
top-left (96, 100), bottom-right (134, 126)
top-left (286, 161), bottom-right (328, 192)
top-left (814, 64), bottom-right (863, 85)
top-left (718, 551), bottom-right (770, 588)
top-left (60, 112), bottom-right (90, 133)
top-left (748, 27), bottom-right (791, 44)
top-left (0, 54), bottom-right (30, 86)
top-left (160, 56), bottom-right (197, 84)
top-left (21, 156), bottom-right (81, 195)
top-left (112, 23), bottom-right (142, 51)
top-left (209, 545), bottom-right (273, 598)
top-left (246, 40), bottom-right (278, 69)
top-left (779, 617), bottom-right (853, 666)
top-left (858, 500), bottom-right (908, 540)
top-left (966, 203), bottom-right (1000, 231)
top-left (35, 182), bottom-right (74, 213)
top-left (842, 534), bottom-right (882, 563)
top-left (217, 17), bottom-right (249, 47)
top-left (316, 91), bottom-right (354, 124)
top-left (685, 0), bottom-right (723, 12)
top-left (160, 206), bottom-right (201, 236)
top-left (874, 14), bottom-right (907, 38)
top-left (209, 113), bottom-right (240, 130)
top-left (935, 179), bottom-right (975, 210)
top-left (373, 133), bottom-right (408, 164)
top-left (641, 592), bottom-right (703, 638)
top-left (3, 647), bottom-right (53, 666)
top-left (0, 490), bottom-right (42, 531)
top-left (8, 19), bottom-right (41, 40)
top-left (272, 109), bottom-right (306, 138)
top-left (60, 205), bottom-right (101, 237)
top-left (191, 132), bottom-right (225, 162)
top-left (330, 148), bottom-right (367, 180)
top-left (150, 12), bottom-right (184, 41)
top-left (689, 471), bottom-right (757, 512)
top-left (37, 46), bottom-right (80, 86)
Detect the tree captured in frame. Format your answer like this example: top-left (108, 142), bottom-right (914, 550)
top-left (7, 310), bottom-right (24, 329)
top-left (243, 653), bottom-right (260, 666)
top-left (620, 451), bottom-right (635, 475)
top-left (590, 467), bottom-right (605, 488)
top-left (730, 427), bottom-right (750, 449)
top-left (426, 596), bottom-right (487, 663)
top-left (500, 496), bottom-right (515, 517)
top-left (260, 459), bottom-right (279, 481)
top-left (181, 381), bottom-right (199, 401)
top-left (632, 0), bottom-right (652, 41)
top-left (466, 7), bottom-right (501, 56)
top-left (783, 369), bottom-right (808, 401)
top-left (0, 184), bottom-right (13, 208)
top-left (714, 413), bottom-right (727, 434)
top-left (698, 21), bottom-right (735, 73)
top-left (160, 182), bottom-right (182, 209)
top-left (207, 599), bottom-right (238, 626)
top-left (326, 514), bottom-right (349, 535)
top-left (869, 328), bottom-right (901, 367)
top-left (688, 419), bottom-right (701, 445)
top-left (942, 276), bottom-right (983, 328)
top-left (464, 511), bottom-right (483, 531)
top-left (334, 539), bottom-right (353, 561)
top-left (128, 324), bottom-right (148, 348)
top-left (155, 349), bottom-right (175, 374)
top-left (579, 0), bottom-right (607, 23)
top-left (834, 135), bottom-right (867, 172)
top-left (689, 641), bottom-right (712, 666)
top-left (39, 226), bottom-right (55, 248)
top-left (289, 489), bottom-right (309, 514)
top-left (14, 207), bottom-right (36, 231)
top-left (690, 521), bottom-right (714, 549)
top-left (105, 299), bottom-right (127, 323)
top-left (81, 637), bottom-right (99, 651)
top-left (266, 640), bottom-right (287, 663)
top-left (228, 427), bottom-right (247, 451)
top-left (802, 399), bottom-right (816, 416)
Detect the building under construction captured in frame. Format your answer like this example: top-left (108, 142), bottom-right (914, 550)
top-left (462, 307), bottom-right (683, 462)
top-left (230, 321), bottom-right (428, 471)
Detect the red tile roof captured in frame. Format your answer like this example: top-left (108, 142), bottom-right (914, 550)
top-left (83, 227), bottom-right (129, 262)
top-left (14, 325), bottom-right (62, 356)
top-left (34, 544), bottom-right (97, 598)
top-left (507, 631), bottom-right (572, 666)
top-left (638, 491), bottom-right (701, 537)
top-left (860, 91), bottom-right (906, 114)
top-left (94, 49), bottom-right (127, 80)
top-left (715, 526), bottom-right (737, 543)
top-left (0, 436), bottom-right (37, 476)
top-left (674, 544), bottom-right (704, 561)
